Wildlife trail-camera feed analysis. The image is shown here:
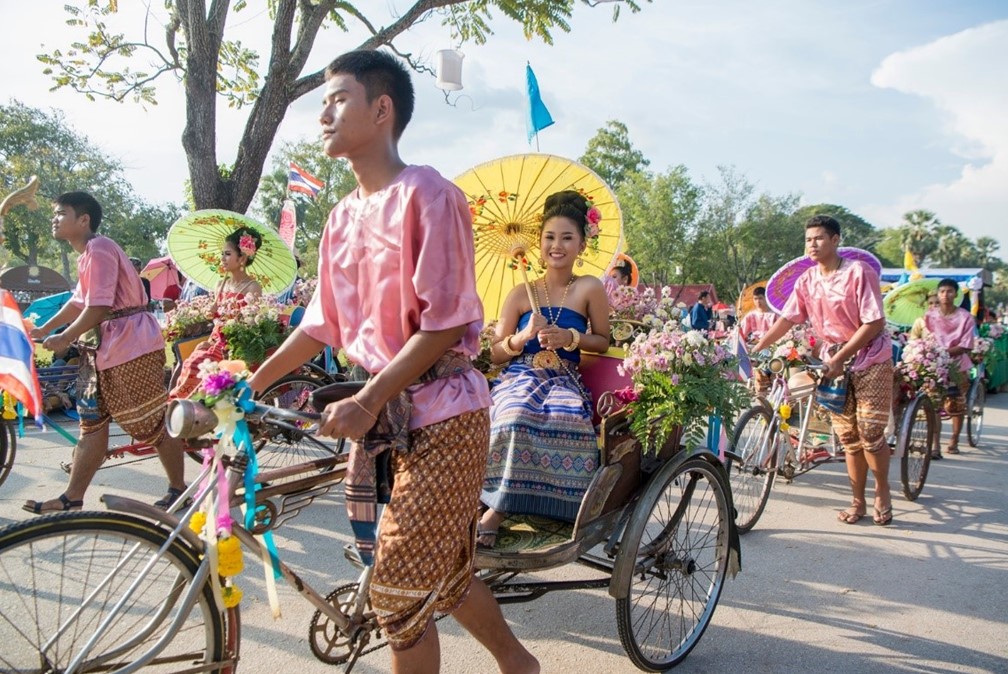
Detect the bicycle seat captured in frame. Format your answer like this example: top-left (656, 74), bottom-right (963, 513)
top-left (309, 381), bottom-right (366, 408)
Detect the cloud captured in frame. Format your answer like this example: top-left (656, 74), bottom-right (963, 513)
top-left (866, 20), bottom-right (1008, 244)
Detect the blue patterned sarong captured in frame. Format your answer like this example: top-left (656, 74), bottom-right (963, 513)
top-left (481, 308), bottom-right (599, 523)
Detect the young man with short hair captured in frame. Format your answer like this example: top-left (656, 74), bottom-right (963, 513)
top-left (921, 278), bottom-right (975, 455)
top-left (26, 191), bottom-right (186, 514)
top-left (690, 290), bottom-right (713, 331)
top-left (754, 215), bottom-right (893, 526)
top-left (248, 50), bottom-right (538, 674)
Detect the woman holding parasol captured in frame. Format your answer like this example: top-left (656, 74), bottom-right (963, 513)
top-left (169, 226), bottom-right (262, 398)
top-left (477, 190), bottom-right (611, 548)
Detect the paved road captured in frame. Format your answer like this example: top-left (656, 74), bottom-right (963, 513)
top-left (1, 395), bottom-right (1006, 673)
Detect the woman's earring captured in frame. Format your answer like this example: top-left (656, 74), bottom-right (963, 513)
top-left (577, 257), bottom-right (584, 267)
top-left (538, 257), bottom-right (546, 268)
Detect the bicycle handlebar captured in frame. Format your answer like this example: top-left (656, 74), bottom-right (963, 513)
top-left (166, 398), bottom-right (321, 440)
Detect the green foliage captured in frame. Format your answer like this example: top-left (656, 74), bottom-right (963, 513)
top-left (41, 2), bottom-right (651, 213)
top-left (791, 203), bottom-right (879, 250)
top-left (0, 100), bottom-right (176, 270)
top-left (252, 141), bottom-right (358, 274)
top-left (579, 120), bottom-right (651, 189)
top-left (616, 165), bottom-right (700, 285)
top-left (220, 319), bottom-right (284, 366)
top-left (686, 166), bottom-right (801, 299)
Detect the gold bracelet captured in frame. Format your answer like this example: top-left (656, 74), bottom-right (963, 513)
top-left (562, 327), bottom-right (580, 352)
top-left (351, 395), bottom-right (378, 422)
top-left (499, 334), bottom-right (521, 357)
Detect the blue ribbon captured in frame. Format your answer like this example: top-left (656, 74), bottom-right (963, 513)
top-left (232, 381), bottom-right (281, 579)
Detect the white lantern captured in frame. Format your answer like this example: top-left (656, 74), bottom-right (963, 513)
top-left (435, 49), bottom-right (464, 91)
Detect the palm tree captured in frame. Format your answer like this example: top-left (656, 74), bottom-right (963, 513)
top-left (899, 210), bottom-right (940, 267)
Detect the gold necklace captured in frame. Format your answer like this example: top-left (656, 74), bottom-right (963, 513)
top-left (531, 275), bottom-right (574, 369)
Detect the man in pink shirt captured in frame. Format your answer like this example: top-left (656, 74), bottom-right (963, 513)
top-left (922, 277), bottom-right (976, 455)
top-left (25, 191), bottom-right (186, 514)
top-left (248, 50), bottom-right (538, 673)
top-left (755, 215), bottom-right (893, 527)
top-left (740, 287), bottom-right (778, 393)
top-left (739, 287), bottom-right (776, 343)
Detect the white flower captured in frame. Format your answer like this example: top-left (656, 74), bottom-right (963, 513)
top-left (684, 331), bottom-right (706, 348)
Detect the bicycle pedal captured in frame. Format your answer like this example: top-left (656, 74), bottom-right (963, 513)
top-left (343, 544), bottom-right (365, 570)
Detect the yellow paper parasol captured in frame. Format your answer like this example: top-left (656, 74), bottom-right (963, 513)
top-left (166, 210), bottom-right (297, 295)
top-left (454, 154), bottom-right (624, 320)
top-left (883, 278), bottom-right (963, 328)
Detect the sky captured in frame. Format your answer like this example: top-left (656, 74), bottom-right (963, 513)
top-left (2, 1), bottom-right (1006, 255)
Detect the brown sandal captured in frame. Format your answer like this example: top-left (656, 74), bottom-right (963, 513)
top-left (873, 506), bottom-right (893, 526)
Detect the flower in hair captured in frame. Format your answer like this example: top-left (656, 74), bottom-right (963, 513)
top-left (586, 206), bottom-right (602, 226)
top-left (238, 233), bottom-right (257, 257)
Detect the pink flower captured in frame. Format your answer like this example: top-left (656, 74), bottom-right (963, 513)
top-left (586, 222), bottom-right (600, 238)
top-left (586, 206), bottom-right (602, 225)
top-left (202, 371), bottom-right (236, 396)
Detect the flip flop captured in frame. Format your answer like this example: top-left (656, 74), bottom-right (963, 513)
top-left (945, 444), bottom-right (960, 455)
top-left (873, 506), bottom-right (893, 526)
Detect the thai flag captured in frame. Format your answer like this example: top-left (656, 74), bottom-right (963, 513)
top-left (288, 162), bottom-right (325, 199)
top-left (732, 328), bottom-right (753, 381)
top-left (0, 289), bottom-right (44, 421)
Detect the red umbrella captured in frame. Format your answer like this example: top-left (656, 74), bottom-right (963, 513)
top-left (140, 256), bottom-right (183, 300)
top-left (712, 302), bottom-right (729, 312)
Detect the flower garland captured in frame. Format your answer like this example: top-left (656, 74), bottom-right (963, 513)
top-left (187, 360), bottom-right (282, 614)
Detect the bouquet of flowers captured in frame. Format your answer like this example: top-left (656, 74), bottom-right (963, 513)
top-left (291, 277), bottom-right (318, 308)
top-left (971, 336), bottom-right (993, 365)
top-left (610, 285), bottom-right (686, 345)
top-left (771, 324), bottom-right (816, 366)
top-left (218, 295), bottom-right (287, 366)
top-left (896, 335), bottom-right (952, 402)
top-left (618, 323), bottom-right (749, 453)
top-left (163, 295), bottom-right (215, 341)
top-left (191, 359), bottom-right (250, 407)
top-left (981, 322), bottom-right (1004, 340)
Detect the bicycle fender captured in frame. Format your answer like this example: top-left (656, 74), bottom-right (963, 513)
top-left (100, 494), bottom-right (205, 552)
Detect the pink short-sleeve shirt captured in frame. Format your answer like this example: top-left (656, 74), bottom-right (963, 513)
top-left (69, 236), bottom-right (164, 370)
top-left (923, 307), bottom-right (976, 372)
top-left (300, 165), bottom-right (491, 429)
top-left (780, 259), bottom-right (889, 371)
top-left (739, 310), bottom-right (776, 343)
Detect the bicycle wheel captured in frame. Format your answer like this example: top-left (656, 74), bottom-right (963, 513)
top-left (254, 375), bottom-right (344, 476)
top-left (727, 406), bottom-right (777, 533)
top-left (0, 512), bottom-right (226, 672)
top-left (966, 378), bottom-right (985, 447)
top-left (899, 394), bottom-right (934, 501)
top-left (0, 421), bottom-right (16, 488)
top-left (615, 455), bottom-right (732, 671)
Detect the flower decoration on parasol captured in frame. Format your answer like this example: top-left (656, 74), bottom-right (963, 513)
top-left (766, 247), bottom-right (882, 313)
top-left (454, 153), bottom-right (624, 323)
top-left (140, 255), bottom-right (183, 301)
top-left (166, 210), bottom-right (297, 296)
top-left (883, 278), bottom-right (963, 329)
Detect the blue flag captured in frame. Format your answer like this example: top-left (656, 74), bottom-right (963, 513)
top-left (526, 64), bottom-right (554, 143)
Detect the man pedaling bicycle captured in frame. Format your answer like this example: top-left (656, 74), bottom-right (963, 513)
top-left (907, 277), bottom-right (975, 458)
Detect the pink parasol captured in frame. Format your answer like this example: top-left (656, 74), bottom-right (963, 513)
top-left (765, 247), bottom-right (882, 312)
top-left (140, 255), bottom-right (183, 301)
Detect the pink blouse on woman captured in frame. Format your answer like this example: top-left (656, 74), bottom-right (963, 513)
top-left (299, 165), bottom-right (491, 430)
top-left (780, 259), bottom-right (889, 371)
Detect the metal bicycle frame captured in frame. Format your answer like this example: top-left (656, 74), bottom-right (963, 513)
top-left (70, 424), bottom-right (366, 673)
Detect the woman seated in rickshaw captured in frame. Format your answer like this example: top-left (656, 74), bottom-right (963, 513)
top-left (169, 227), bottom-right (263, 399)
top-left (477, 190), bottom-right (611, 548)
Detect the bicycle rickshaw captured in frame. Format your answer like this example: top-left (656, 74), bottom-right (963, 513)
top-left (0, 344), bottom-right (740, 673)
top-left (726, 351), bottom-right (937, 533)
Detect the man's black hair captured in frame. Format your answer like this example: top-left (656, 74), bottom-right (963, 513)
top-left (698, 290), bottom-right (710, 300)
top-left (54, 191), bottom-right (102, 231)
top-left (753, 286), bottom-right (767, 297)
top-left (805, 214), bottom-right (841, 238)
top-left (937, 278), bottom-right (959, 292)
top-left (326, 49), bottom-right (415, 139)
